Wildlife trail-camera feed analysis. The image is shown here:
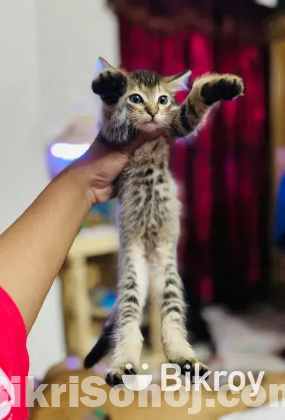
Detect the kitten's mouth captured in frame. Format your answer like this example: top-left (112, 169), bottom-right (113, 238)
top-left (131, 118), bottom-right (163, 132)
top-left (144, 118), bottom-right (160, 126)
top-left (142, 120), bottom-right (161, 131)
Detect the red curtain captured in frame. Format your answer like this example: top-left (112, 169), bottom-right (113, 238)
top-left (118, 14), bottom-right (269, 308)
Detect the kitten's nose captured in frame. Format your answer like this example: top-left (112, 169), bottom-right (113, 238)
top-left (147, 110), bottom-right (156, 119)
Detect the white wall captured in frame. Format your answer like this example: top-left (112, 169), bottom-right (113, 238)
top-left (0, 0), bottom-right (119, 378)
top-left (0, 0), bottom-right (43, 231)
top-left (36, 0), bottom-right (119, 141)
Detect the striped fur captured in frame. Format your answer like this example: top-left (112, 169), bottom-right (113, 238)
top-left (85, 59), bottom-right (244, 386)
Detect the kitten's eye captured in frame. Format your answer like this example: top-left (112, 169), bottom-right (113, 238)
top-left (158, 95), bottom-right (168, 105)
top-left (129, 94), bottom-right (143, 104)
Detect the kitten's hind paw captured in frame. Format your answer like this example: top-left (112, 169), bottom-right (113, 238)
top-left (170, 357), bottom-right (209, 383)
top-left (91, 69), bottom-right (128, 105)
top-left (105, 365), bottom-right (138, 387)
top-left (180, 360), bottom-right (209, 382)
top-left (199, 74), bottom-right (244, 105)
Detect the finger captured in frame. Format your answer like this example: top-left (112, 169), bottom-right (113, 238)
top-left (108, 186), bottom-right (117, 200)
top-left (87, 134), bottom-right (108, 158)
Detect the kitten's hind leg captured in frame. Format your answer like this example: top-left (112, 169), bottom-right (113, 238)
top-left (105, 244), bottom-right (148, 387)
top-left (149, 245), bottom-right (208, 380)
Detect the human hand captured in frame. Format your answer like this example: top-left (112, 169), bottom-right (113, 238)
top-left (70, 129), bottom-right (164, 206)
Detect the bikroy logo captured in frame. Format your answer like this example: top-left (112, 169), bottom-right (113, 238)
top-left (122, 363), bottom-right (153, 391)
top-left (122, 363), bottom-right (264, 396)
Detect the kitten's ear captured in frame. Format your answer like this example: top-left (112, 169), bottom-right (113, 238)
top-left (164, 70), bottom-right (191, 93)
top-left (96, 57), bottom-right (114, 72)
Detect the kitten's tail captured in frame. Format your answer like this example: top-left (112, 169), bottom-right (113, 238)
top-left (84, 308), bottom-right (115, 369)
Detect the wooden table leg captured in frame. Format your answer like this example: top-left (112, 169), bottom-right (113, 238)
top-left (148, 302), bottom-right (163, 356)
top-left (61, 257), bottom-right (92, 358)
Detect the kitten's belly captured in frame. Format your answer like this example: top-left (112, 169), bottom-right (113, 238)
top-left (118, 139), bottom-right (180, 250)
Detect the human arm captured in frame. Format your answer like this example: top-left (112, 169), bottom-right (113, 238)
top-left (0, 130), bottom-right (162, 333)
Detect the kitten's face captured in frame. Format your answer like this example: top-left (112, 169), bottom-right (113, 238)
top-left (95, 58), bottom-right (191, 135)
top-left (126, 70), bottom-right (190, 133)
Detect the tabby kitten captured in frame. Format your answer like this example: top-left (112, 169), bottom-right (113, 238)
top-left (84, 58), bottom-right (244, 386)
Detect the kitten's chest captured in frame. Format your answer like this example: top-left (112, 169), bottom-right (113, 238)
top-left (119, 137), bottom-right (170, 196)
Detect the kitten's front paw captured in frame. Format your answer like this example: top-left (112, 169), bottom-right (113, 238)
top-left (201, 75), bottom-right (244, 105)
top-left (105, 365), bottom-right (138, 387)
top-left (91, 69), bottom-right (128, 105)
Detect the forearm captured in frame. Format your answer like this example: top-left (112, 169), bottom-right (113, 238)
top-left (0, 166), bottom-right (92, 332)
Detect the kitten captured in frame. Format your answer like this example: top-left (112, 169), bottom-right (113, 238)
top-left (84, 58), bottom-right (244, 386)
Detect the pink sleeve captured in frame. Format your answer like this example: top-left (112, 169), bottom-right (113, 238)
top-left (0, 288), bottom-right (29, 420)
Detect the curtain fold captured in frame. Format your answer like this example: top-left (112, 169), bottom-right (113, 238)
top-left (117, 4), bottom-right (269, 308)
top-left (109, 0), bottom-right (269, 38)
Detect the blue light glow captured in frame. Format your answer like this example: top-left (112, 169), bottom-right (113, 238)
top-left (50, 142), bottom-right (90, 160)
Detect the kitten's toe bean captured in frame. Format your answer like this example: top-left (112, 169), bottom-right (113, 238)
top-left (201, 77), bottom-right (244, 105)
top-left (104, 365), bottom-right (138, 388)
